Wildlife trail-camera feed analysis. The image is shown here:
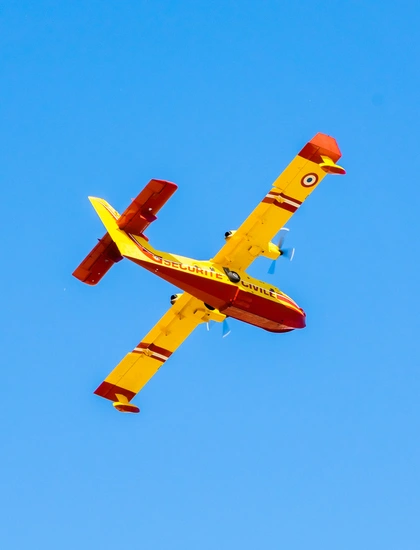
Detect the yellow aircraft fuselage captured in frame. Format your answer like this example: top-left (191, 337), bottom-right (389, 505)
top-left (91, 197), bottom-right (305, 333)
top-left (128, 235), bottom-right (305, 333)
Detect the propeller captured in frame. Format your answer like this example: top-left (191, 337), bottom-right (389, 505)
top-left (268, 228), bottom-right (295, 274)
top-left (222, 319), bottom-right (231, 338)
top-left (205, 318), bottom-right (231, 338)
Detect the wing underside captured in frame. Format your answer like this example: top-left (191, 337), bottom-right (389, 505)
top-left (212, 133), bottom-right (345, 271)
top-left (94, 293), bottom-right (223, 412)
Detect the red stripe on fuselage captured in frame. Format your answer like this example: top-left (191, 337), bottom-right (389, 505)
top-left (132, 259), bottom-right (305, 332)
top-left (133, 259), bottom-right (235, 311)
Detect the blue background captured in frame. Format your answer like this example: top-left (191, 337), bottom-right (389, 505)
top-left (1, 1), bottom-right (419, 548)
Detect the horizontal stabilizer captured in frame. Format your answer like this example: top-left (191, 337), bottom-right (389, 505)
top-left (117, 179), bottom-right (177, 237)
top-left (73, 233), bottom-right (123, 285)
top-left (73, 178), bottom-right (177, 285)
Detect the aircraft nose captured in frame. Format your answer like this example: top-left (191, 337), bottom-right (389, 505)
top-left (280, 300), bottom-right (306, 330)
top-left (288, 307), bottom-right (305, 329)
top-left (291, 306), bottom-right (306, 329)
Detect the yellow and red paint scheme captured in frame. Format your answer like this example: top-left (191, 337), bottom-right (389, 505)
top-left (73, 133), bottom-right (345, 412)
top-left (130, 246), bottom-right (305, 333)
top-left (106, 208), bottom-right (305, 333)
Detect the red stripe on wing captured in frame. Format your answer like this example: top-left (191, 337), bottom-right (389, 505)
top-left (274, 200), bottom-right (298, 213)
top-left (279, 192), bottom-right (302, 205)
top-left (94, 381), bottom-right (136, 403)
top-left (136, 342), bottom-right (173, 358)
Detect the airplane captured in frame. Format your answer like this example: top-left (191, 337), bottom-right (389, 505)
top-left (73, 132), bottom-right (345, 414)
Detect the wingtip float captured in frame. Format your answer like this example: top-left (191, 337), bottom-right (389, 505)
top-left (74, 133), bottom-right (345, 414)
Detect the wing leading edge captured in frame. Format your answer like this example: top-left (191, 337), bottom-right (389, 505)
top-left (212, 133), bottom-right (345, 271)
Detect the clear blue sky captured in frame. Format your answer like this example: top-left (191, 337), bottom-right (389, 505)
top-left (1, 1), bottom-right (419, 548)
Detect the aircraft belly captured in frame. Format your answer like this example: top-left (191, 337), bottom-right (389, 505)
top-left (133, 260), bottom-right (236, 310)
top-left (226, 290), bottom-right (306, 332)
top-left (135, 259), bottom-right (305, 333)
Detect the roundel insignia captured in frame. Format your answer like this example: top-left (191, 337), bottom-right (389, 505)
top-left (301, 173), bottom-right (319, 187)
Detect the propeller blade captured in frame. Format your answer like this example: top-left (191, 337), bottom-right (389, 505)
top-left (277, 227), bottom-right (290, 249)
top-left (222, 319), bottom-right (231, 338)
top-left (282, 247), bottom-right (295, 261)
top-left (268, 260), bottom-right (276, 275)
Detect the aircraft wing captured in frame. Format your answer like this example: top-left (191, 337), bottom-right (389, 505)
top-left (94, 292), bottom-right (223, 412)
top-left (212, 133), bottom-right (345, 271)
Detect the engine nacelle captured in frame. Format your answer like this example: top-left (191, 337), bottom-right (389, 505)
top-left (247, 241), bottom-right (281, 261)
top-left (264, 241), bottom-right (282, 260)
top-left (170, 293), bottom-right (182, 305)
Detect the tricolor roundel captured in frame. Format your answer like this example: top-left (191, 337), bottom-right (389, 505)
top-left (301, 173), bottom-right (318, 187)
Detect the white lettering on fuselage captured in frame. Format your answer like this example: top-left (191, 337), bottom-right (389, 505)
top-left (132, 237), bottom-right (296, 306)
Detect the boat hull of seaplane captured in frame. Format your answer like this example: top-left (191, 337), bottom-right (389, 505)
top-left (132, 257), bottom-right (306, 333)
